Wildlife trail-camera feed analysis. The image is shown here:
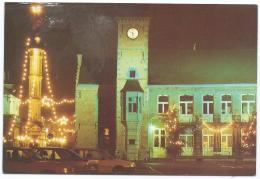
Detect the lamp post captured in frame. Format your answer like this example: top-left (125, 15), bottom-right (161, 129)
top-left (29, 3), bottom-right (43, 35)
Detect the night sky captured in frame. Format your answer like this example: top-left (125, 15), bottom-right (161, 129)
top-left (4, 3), bottom-right (257, 100)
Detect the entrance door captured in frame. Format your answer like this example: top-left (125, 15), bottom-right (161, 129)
top-left (152, 128), bottom-right (166, 158)
top-left (221, 129), bottom-right (233, 156)
top-left (179, 134), bottom-right (194, 156)
top-left (202, 132), bottom-right (214, 156)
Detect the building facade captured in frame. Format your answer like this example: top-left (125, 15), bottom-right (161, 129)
top-left (75, 17), bottom-right (257, 160)
top-left (4, 84), bottom-right (21, 146)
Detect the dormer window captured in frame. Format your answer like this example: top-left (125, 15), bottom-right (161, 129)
top-left (130, 70), bottom-right (136, 78)
top-left (128, 67), bottom-right (137, 79)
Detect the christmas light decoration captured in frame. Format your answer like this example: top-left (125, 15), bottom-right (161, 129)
top-left (241, 114), bottom-right (256, 155)
top-left (30, 4), bottom-right (43, 16)
top-left (41, 96), bottom-right (74, 107)
top-left (42, 51), bottom-right (57, 119)
top-left (159, 104), bottom-right (185, 156)
top-left (202, 121), bottom-right (233, 133)
top-left (18, 38), bottom-right (30, 99)
top-left (7, 117), bottom-right (18, 137)
top-left (5, 19), bottom-right (75, 147)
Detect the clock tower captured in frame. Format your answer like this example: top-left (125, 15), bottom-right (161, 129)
top-left (116, 17), bottom-right (150, 160)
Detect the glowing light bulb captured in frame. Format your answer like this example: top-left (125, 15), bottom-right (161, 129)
top-left (30, 4), bottom-right (43, 16)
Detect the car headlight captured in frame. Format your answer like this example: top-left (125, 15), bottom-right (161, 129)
top-left (63, 167), bottom-right (74, 174)
top-left (130, 162), bottom-right (136, 168)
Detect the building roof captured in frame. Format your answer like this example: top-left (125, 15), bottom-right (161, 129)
top-left (148, 49), bottom-right (257, 84)
top-left (121, 80), bottom-right (144, 92)
top-left (78, 49), bottom-right (256, 85)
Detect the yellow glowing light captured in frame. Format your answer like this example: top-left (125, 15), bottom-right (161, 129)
top-left (30, 4), bottom-right (43, 16)
top-left (202, 121), bottom-right (233, 133)
top-left (34, 36), bottom-right (41, 44)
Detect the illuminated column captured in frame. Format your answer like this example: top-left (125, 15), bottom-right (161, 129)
top-left (28, 44), bottom-right (44, 122)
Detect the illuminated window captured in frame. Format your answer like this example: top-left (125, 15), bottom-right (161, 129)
top-left (157, 95), bottom-right (169, 113)
top-left (180, 95), bottom-right (193, 115)
top-left (203, 95), bottom-right (214, 114)
top-left (203, 135), bottom-right (214, 148)
top-left (104, 128), bottom-right (110, 136)
top-left (221, 135), bottom-right (232, 148)
top-left (221, 95), bottom-right (232, 114)
top-left (128, 97), bottom-right (137, 113)
top-left (127, 93), bottom-right (142, 114)
top-left (153, 129), bottom-right (166, 148)
top-left (179, 134), bottom-right (193, 147)
top-left (241, 95), bottom-right (255, 114)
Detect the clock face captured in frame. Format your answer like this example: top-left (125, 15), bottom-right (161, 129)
top-left (127, 28), bottom-right (138, 39)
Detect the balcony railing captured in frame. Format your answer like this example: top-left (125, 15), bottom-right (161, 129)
top-left (176, 114), bottom-right (254, 124)
top-left (221, 114), bottom-right (232, 123)
top-left (179, 114), bottom-right (194, 123)
top-left (202, 114), bottom-right (213, 123)
top-left (180, 147), bottom-right (193, 156)
top-left (203, 147), bottom-right (232, 156)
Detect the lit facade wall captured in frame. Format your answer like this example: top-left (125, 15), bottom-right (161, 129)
top-left (4, 93), bottom-right (21, 116)
top-left (76, 17), bottom-right (257, 160)
top-left (148, 84), bottom-right (256, 158)
top-left (116, 17), bottom-right (150, 160)
top-left (75, 84), bottom-right (99, 148)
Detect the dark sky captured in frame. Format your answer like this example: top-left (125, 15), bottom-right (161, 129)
top-left (4, 3), bottom-right (257, 99)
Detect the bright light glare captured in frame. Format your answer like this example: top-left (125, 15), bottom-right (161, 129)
top-left (30, 4), bottom-right (43, 15)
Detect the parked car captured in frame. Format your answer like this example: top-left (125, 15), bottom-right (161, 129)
top-left (3, 147), bottom-right (74, 174)
top-left (32, 147), bottom-right (90, 173)
top-left (74, 148), bottom-right (136, 174)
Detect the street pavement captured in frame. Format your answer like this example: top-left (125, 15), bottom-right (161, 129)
top-left (134, 160), bottom-right (256, 176)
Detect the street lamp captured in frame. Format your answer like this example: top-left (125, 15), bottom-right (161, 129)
top-left (30, 4), bottom-right (43, 16)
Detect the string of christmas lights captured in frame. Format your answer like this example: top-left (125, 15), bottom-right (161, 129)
top-left (160, 105), bottom-right (184, 147)
top-left (241, 114), bottom-right (256, 151)
top-left (18, 38), bottom-right (30, 99)
top-left (43, 51), bottom-right (57, 119)
top-left (7, 117), bottom-right (18, 138)
top-left (202, 121), bottom-right (233, 133)
top-left (41, 96), bottom-right (74, 107)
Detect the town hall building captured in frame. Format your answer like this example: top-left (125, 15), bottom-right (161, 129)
top-left (75, 17), bottom-right (257, 160)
